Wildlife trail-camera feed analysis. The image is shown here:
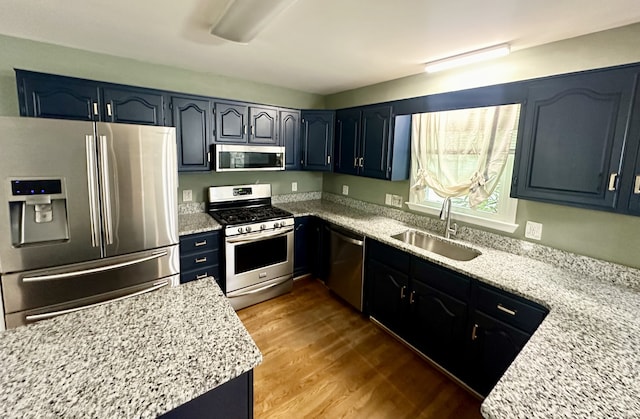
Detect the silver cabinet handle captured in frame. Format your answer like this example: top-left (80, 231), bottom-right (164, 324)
top-left (327, 155), bottom-right (331, 165)
top-left (195, 257), bottom-right (207, 263)
top-left (354, 157), bottom-right (358, 168)
top-left (23, 251), bottom-right (168, 282)
top-left (25, 280), bottom-right (169, 321)
top-left (106, 103), bottom-right (112, 117)
top-left (194, 240), bottom-right (207, 247)
top-left (196, 273), bottom-right (208, 280)
top-left (359, 157), bottom-right (364, 167)
top-left (409, 290), bottom-right (416, 305)
top-left (92, 102), bottom-right (99, 116)
top-left (497, 303), bottom-right (517, 316)
top-left (400, 285), bottom-right (406, 299)
top-left (250, 125), bottom-right (255, 135)
top-left (99, 135), bottom-right (114, 245)
top-left (85, 135), bottom-right (100, 248)
top-left (243, 125), bottom-right (247, 135)
top-left (608, 173), bottom-right (618, 191)
top-left (471, 323), bottom-right (479, 341)
top-left (634, 175), bottom-right (640, 194)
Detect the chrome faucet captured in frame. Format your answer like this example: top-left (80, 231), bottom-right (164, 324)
top-left (439, 197), bottom-right (458, 239)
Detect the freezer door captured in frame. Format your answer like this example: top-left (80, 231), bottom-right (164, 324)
top-left (96, 123), bottom-right (178, 257)
top-left (0, 117), bottom-right (102, 273)
top-left (1, 244), bottom-right (179, 328)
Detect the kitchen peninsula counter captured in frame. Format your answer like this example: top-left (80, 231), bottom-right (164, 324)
top-left (275, 198), bottom-right (640, 419)
top-left (0, 278), bottom-right (261, 418)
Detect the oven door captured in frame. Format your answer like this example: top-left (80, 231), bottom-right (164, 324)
top-left (225, 226), bottom-right (293, 293)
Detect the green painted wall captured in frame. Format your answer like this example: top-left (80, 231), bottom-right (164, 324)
top-left (179, 171), bottom-right (322, 203)
top-left (324, 23), bottom-right (640, 269)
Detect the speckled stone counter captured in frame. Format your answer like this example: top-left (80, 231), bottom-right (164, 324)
top-left (276, 199), bottom-right (640, 418)
top-left (0, 278), bottom-right (261, 419)
top-left (178, 212), bottom-right (221, 236)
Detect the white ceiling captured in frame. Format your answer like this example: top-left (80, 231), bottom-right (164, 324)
top-left (1, 0), bottom-right (640, 95)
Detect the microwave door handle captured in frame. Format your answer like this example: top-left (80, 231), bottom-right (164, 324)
top-left (25, 279), bottom-right (170, 322)
top-left (226, 226), bottom-right (293, 244)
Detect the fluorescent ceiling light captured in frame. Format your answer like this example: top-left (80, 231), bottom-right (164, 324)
top-left (424, 44), bottom-right (511, 73)
top-left (210, 0), bottom-right (298, 44)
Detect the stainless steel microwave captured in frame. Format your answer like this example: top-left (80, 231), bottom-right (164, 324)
top-left (214, 144), bottom-right (285, 172)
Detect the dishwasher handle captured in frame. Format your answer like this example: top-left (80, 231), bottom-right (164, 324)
top-left (330, 228), bottom-right (364, 247)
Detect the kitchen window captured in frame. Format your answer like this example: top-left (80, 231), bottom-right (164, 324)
top-left (406, 104), bottom-right (520, 233)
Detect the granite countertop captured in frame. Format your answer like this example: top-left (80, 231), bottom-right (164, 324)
top-left (0, 278), bottom-right (261, 419)
top-left (178, 212), bottom-right (221, 236)
top-left (274, 199), bottom-right (640, 418)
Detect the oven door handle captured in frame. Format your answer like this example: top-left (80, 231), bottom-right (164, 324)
top-left (226, 226), bottom-right (293, 244)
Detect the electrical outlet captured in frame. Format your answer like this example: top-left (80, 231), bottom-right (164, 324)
top-left (342, 185), bottom-right (349, 195)
top-left (291, 182), bottom-right (298, 192)
top-left (525, 221), bottom-right (543, 240)
top-left (391, 195), bottom-right (404, 208)
top-left (182, 189), bottom-right (193, 202)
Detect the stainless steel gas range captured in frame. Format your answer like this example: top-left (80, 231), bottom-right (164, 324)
top-left (207, 184), bottom-right (293, 310)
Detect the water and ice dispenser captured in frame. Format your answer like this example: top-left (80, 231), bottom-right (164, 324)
top-left (8, 179), bottom-right (69, 246)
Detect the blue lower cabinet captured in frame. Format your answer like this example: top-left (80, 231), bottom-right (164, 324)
top-left (179, 230), bottom-right (222, 286)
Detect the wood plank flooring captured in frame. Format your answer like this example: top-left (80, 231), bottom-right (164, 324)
top-left (237, 277), bottom-right (482, 419)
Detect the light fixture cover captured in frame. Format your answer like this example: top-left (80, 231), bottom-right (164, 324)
top-left (210, 0), bottom-right (298, 44)
top-left (424, 44), bottom-right (511, 73)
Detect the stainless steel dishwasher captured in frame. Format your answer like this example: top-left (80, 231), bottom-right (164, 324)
top-left (327, 225), bottom-right (365, 312)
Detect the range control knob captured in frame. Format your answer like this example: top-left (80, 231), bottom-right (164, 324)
top-left (245, 226), bottom-right (252, 233)
top-left (273, 222), bottom-right (280, 228)
top-left (260, 224), bottom-right (266, 230)
top-left (237, 227), bottom-right (244, 234)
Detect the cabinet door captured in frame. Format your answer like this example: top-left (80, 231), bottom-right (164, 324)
top-left (294, 216), bottom-right (311, 277)
top-left (360, 106), bottom-right (392, 179)
top-left (103, 87), bottom-right (165, 126)
top-left (512, 69), bottom-right (638, 210)
top-left (409, 280), bottom-right (468, 375)
top-left (367, 259), bottom-right (409, 335)
top-left (301, 110), bottom-right (335, 171)
top-left (469, 311), bottom-right (531, 397)
top-left (334, 109), bottom-right (360, 175)
top-left (16, 71), bottom-right (100, 121)
top-left (214, 102), bottom-right (248, 143)
top-left (281, 110), bottom-right (301, 170)
top-left (171, 96), bottom-right (212, 172)
top-left (249, 106), bottom-right (278, 145)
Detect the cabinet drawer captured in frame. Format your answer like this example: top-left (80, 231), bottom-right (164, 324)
top-left (179, 231), bottom-right (219, 254)
top-left (411, 258), bottom-right (470, 302)
top-left (180, 249), bottom-right (219, 272)
top-left (180, 265), bottom-right (220, 284)
top-left (367, 239), bottom-right (410, 273)
top-left (476, 285), bottom-right (547, 334)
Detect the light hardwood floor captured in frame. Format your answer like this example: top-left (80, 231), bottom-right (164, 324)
top-left (237, 277), bottom-right (482, 419)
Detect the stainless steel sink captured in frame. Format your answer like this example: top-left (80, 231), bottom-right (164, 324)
top-left (391, 230), bottom-right (481, 261)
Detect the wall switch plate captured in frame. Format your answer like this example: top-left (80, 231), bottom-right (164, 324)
top-left (291, 182), bottom-right (298, 192)
top-left (385, 193), bottom-right (392, 205)
top-left (182, 189), bottom-right (193, 202)
top-left (525, 221), bottom-right (543, 240)
top-left (342, 185), bottom-right (349, 195)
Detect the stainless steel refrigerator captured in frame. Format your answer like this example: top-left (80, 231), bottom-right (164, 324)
top-left (0, 117), bottom-right (179, 330)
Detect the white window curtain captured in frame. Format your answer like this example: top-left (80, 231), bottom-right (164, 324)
top-left (410, 104), bottom-right (521, 207)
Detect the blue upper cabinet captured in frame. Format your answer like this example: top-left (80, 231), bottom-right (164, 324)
top-left (16, 69), bottom-right (100, 121)
top-left (334, 105), bottom-right (410, 180)
top-left (102, 87), bottom-right (166, 126)
top-left (334, 108), bottom-right (360, 176)
top-left (214, 102), bottom-right (278, 145)
top-left (280, 109), bottom-right (301, 170)
top-left (171, 95), bottom-right (213, 172)
top-left (214, 101), bottom-right (248, 143)
top-left (512, 66), bottom-right (640, 211)
top-left (249, 106), bottom-right (278, 145)
top-left (301, 110), bottom-right (335, 172)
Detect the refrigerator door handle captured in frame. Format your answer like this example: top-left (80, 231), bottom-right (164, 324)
top-left (22, 250), bottom-right (168, 283)
top-left (98, 135), bottom-right (114, 245)
top-left (85, 135), bottom-right (101, 248)
top-left (25, 279), bottom-right (170, 322)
